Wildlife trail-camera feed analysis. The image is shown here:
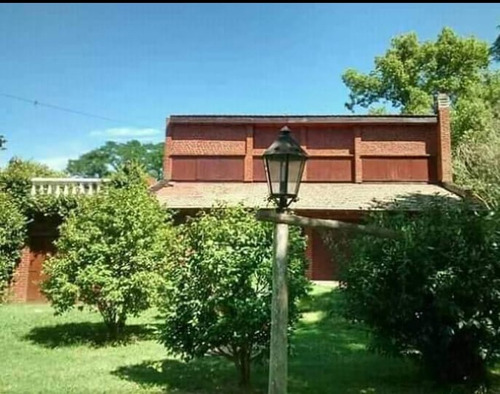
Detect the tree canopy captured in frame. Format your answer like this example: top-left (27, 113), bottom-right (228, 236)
top-left (343, 27), bottom-right (490, 114)
top-left (66, 140), bottom-right (164, 179)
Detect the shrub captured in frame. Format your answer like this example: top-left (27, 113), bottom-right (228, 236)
top-left (0, 157), bottom-right (64, 208)
top-left (42, 165), bottom-right (176, 339)
top-left (337, 197), bottom-right (500, 386)
top-left (0, 192), bottom-right (26, 301)
top-left (159, 204), bottom-right (309, 388)
top-left (0, 157), bottom-right (78, 222)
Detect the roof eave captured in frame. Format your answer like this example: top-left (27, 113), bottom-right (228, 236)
top-left (167, 115), bottom-right (438, 126)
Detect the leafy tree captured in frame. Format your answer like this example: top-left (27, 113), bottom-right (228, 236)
top-left (450, 69), bottom-right (500, 207)
top-left (66, 149), bottom-right (110, 178)
top-left (491, 25), bottom-right (500, 62)
top-left (42, 164), bottom-right (175, 338)
top-left (336, 197), bottom-right (500, 386)
top-left (342, 27), bottom-right (493, 142)
top-left (368, 106), bottom-right (390, 115)
top-left (0, 192), bottom-right (26, 301)
top-left (454, 117), bottom-right (500, 209)
top-left (160, 204), bottom-right (309, 388)
top-left (67, 140), bottom-right (164, 179)
top-left (343, 27), bottom-right (490, 113)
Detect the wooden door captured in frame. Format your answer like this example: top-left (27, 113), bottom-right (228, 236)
top-left (27, 236), bottom-right (55, 302)
top-left (311, 229), bottom-right (338, 280)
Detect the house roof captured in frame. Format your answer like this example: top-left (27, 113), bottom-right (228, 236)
top-left (167, 115), bottom-right (437, 125)
top-left (154, 182), bottom-right (460, 211)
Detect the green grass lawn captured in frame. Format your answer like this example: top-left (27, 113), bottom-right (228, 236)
top-left (0, 286), bottom-right (498, 393)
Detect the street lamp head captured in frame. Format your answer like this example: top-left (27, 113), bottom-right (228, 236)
top-left (263, 126), bottom-right (308, 211)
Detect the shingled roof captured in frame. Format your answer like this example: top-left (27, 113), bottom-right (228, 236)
top-left (154, 182), bottom-right (459, 211)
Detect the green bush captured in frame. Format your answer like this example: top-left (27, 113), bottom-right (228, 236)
top-left (0, 192), bottom-right (26, 301)
top-left (337, 197), bottom-right (500, 386)
top-left (0, 156), bottom-right (78, 223)
top-left (159, 204), bottom-right (309, 387)
top-left (0, 157), bottom-right (64, 208)
top-left (42, 165), bottom-right (176, 339)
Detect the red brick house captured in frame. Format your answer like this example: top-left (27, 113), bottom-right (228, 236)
top-left (153, 95), bottom-right (458, 281)
top-left (11, 95), bottom-right (460, 301)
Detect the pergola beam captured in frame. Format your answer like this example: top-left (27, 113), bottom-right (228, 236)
top-left (256, 210), bottom-right (400, 239)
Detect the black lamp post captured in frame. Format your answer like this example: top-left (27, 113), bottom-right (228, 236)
top-left (262, 126), bottom-right (308, 394)
top-left (263, 126), bottom-right (308, 212)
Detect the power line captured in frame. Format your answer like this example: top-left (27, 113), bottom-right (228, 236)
top-left (0, 92), bottom-right (156, 129)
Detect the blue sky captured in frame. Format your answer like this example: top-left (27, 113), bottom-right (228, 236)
top-left (0, 3), bottom-right (498, 170)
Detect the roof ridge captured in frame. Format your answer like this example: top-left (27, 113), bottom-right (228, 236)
top-left (167, 115), bottom-right (438, 125)
top-left (169, 114), bottom-right (437, 118)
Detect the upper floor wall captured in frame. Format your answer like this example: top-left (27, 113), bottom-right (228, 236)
top-left (164, 98), bottom-right (452, 184)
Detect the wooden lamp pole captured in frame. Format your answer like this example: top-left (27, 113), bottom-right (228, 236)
top-left (262, 127), bottom-right (308, 394)
top-left (268, 218), bottom-right (289, 394)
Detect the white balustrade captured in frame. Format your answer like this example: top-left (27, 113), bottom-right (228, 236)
top-left (30, 178), bottom-right (109, 196)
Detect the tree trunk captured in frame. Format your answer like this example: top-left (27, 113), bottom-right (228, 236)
top-left (117, 314), bottom-right (127, 337)
top-left (104, 319), bottom-right (118, 340)
top-left (100, 309), bottom-right (126, 340)
top-left (235, 349), bottom-right (252, 390)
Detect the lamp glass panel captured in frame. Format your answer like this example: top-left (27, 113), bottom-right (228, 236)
top-left (287, 156), bottom-right (303, 197)
top-left (266, 157), bottom-right (288, 195)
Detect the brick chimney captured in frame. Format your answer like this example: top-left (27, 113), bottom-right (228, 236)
top-left (436, 93), bottom-right (452, 183)
top-left (163, 118), bottom-right (172, 180)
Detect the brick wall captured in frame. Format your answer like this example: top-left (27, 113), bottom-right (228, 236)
top-left (9, 219), bottom-right (59, 303)
top-left (8, 246), bottom-right (30, 302)
top-left (436, 94), bottom-right (452, 182)
top-left (165, 114), bottom-right (452, 183)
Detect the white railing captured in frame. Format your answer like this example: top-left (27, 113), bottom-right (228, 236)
top-left (31, 178), bottom-right (109, 196)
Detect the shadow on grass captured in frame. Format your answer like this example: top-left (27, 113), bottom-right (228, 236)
top-left (288, 287), bottom-right (453, 394)
top-left (113, 356), bottom-right (267, 394)
top-left (112, 287), bottom-right (456, 393)
top-left (298, 285), bottom-right (346, 317)
top-left (24, 322), bottom-right (158, 348)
